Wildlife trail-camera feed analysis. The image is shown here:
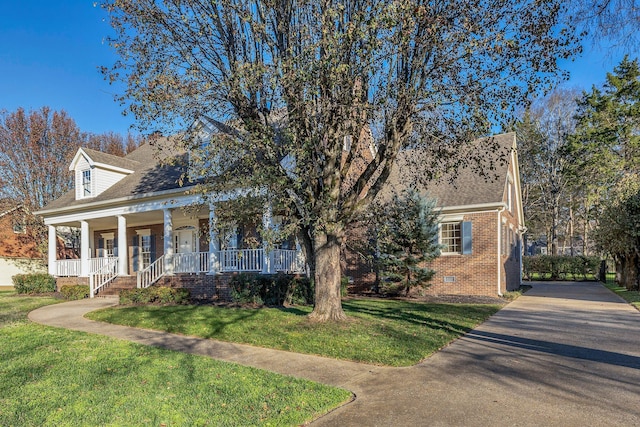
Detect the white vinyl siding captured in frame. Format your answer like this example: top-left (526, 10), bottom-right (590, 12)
top-left (74, 153), bottom-right (128, 200)
top-left (94, 167), bottom-right (128, 196)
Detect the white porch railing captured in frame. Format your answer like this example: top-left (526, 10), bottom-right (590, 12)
top-left (90, 257), bottom-right (116, 274)
top-left (137, 255), bottom-right (165, 288)
top-left (273, 249), bottom-right (306, 273)
top-left (89, 257), bottom-right (119, 298)
top-left (55, 250), bottom-right (305, 288)
top-left (55, 259), bottom-right (81, 277)
top-left (174, 252), bottom-right (210, 274)
top-left (219, 249), bottom-right (264, 272)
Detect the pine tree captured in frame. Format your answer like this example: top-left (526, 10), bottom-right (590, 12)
top-left (373, 190), bottom-right (441, 296)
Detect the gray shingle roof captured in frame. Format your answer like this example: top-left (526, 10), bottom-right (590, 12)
top-left (41, 138), bottom-right (190, 211)
top-left (80, 148), bottom-right (140, 171)
top-left (380, 132), bottom-right (515, 208)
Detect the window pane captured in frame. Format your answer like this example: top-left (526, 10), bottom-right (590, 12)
top-left (441, 222), bottom-right (461, 253)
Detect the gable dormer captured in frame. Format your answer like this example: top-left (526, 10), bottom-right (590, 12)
top-left (69, 148), bottom-right (136, 200)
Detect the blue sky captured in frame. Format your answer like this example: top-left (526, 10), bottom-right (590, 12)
top-left (0, 1), bottom-right (633, 137)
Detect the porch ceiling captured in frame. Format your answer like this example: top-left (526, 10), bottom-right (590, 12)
top-left (51, 205), bottom-right (209, 230)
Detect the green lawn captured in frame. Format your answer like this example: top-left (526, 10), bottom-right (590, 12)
top-left (0, 292), bottom-right (351, 426)
top-left (87, 298), bottom-right (502, 367)
top-left (602, 274), bottom-right (640, 310)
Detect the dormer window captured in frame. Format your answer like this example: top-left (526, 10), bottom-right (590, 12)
top-left (82, 169), bottom-right (92, 197)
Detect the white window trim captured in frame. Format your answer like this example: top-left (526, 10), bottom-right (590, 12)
top-left (81, 169), bottom-right (92, 198)
top-left (440, 222), bottom-right (462, 255)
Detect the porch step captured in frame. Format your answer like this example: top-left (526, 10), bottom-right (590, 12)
top-left (97, 276), bottom-right (137, 296)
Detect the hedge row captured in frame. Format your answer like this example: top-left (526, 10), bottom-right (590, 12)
top-left (120, 286), bottom-right (191, 305)
top-left (523, 255), bottom-right (601, 280)
top-left (12, 273), bottom-right (56, 294)
top-left (229, 273), bottom-right (314, 305)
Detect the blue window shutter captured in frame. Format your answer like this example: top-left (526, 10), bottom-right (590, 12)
top-left (97, 238), bottom-right (104, 258)
top-left (462, 221), bottom-right (472, 255)
top-left (132, 235), bottom-right (139, 272)
top-left (113, 238), bottom-right (118, 257)
top-left (150, 235), bottom-right (157, 262)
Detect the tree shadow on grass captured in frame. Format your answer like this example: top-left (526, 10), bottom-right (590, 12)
top-left (342, 299), bottom-right (497, 335)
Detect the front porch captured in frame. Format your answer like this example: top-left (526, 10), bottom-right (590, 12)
top-left (45, 198), bottom-right (306, 298)
top-left (54, 248), bottom-right (305, 297)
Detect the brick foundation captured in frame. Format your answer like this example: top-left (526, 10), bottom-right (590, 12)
top-left (156, 273), bottom-right (234, 301)
top-left (55, 276), bottom-right (89, 291)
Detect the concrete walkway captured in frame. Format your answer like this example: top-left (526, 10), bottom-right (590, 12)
top-left (29, 282), bottom-right (640, 426)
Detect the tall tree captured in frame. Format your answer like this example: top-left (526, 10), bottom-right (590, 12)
top-left (0, 107), bottom-right (82, 211)
top-left (566, 56), bottom-right (640, 218)
top-left (566, 56), bottom-right (640, 277)
top-left (86, 131), bottom-right (143, 156)
top-left (102, 0), bottom-right (579, 321)
top-left (592, 175), bottom-right (640, 290)
top-left (515, 88), bottom-right (580, 255)
top-left (0, 106), bottom-right (143, 253)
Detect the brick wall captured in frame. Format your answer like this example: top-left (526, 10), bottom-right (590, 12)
top-left (156, 273), bottom-right (233, 301)
top-left (427, 212), bottom-right (499, 296)
top-left (55, 276), bottom-right (89, 291)
top-left (344, 210), bottom-right (522, 297)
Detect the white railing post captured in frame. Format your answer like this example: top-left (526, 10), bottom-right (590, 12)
top-left (80, 221), bottom-right (90, 277)
top-left (48, 225), bottom-right (57, 276)
top-left (163, 208), bottom-right (174, 276)
top-left (117, 215), bottom-right (128, 276)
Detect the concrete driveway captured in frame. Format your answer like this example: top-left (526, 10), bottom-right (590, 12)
top-left (30, 281), bottom-right (640, 426)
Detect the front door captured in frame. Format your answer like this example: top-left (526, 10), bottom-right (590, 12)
top-left (176, 230), bottom-right (194, 254)
top-left (174, 229), bottom-right (196, 273)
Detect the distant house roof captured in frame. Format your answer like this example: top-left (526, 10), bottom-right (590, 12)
top-left (380, 132), bottom-right (516, 209)
top-left (39, 139), bottom-right (191, 213)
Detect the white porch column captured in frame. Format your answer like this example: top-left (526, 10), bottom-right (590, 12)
top-left (117, 215), bottom-right (128, 275)
top-left (163, 208), bottom-right (174, 275)
top-left (48, 225), bottom-right (57, 276)
top-left (80, 220), bottom-right (90, 277)
top-left (208, 204), bottom-right (219, 274)
top-left (261, 202), bottom-right (274, 274)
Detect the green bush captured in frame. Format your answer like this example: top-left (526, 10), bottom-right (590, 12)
top-left (60, 285), bottom-right (89, 300)
top-left (119, 286), bottom-right (190, 305)
top-left (230, 273), bottom-right (314, 305)
top-left (12, 273), bottom-right (56, 294)
top-left (523, 255), bottom-right (601, 280)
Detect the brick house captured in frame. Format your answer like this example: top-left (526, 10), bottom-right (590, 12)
top-left (344, 132), bottom-right (524, 296)
top-left (0, 203), bottom-right (46, 285)
top-left (35, 130), bottom-right (305, 299)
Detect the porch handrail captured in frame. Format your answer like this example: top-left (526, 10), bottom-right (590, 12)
top-left (90, 257), bottom-right (119, 298)
top-left (137, 255), bottom-right (165, 288)
top-left (174, 252), bottom-right (209, 274)
top-left (55, 259), bottom-right (81, 277)
top-left (219, 248), bottom-right (263, 272)
top-left (273, 249), bottom-right (305, 273)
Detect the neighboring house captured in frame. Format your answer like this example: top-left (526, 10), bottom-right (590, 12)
top-left (35, 136), bottom-right (305, 298)
top-left (344, 132), bottom-right (525, 296)
top-left (0, 203), bottom-right (46, 286)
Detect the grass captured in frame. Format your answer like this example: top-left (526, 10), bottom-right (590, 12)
top-left (601, 273), bottom-right (640, 310)
top-left (87, 298), bottom-right (502, 367)
top-left (0, 291), bottom-right (351, 426)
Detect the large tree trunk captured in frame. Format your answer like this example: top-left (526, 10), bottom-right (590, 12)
top-left (617, 254), bottom-right (640, 291)
top-left (308, 230), bottom-right (347, 322)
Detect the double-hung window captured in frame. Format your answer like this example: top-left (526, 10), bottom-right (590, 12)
top-left (82, 169), bottom-right (92, 197)
top-left (440, 221), bottom-right (472, 255)
top-left (441, 222), bottom-right (462, 253)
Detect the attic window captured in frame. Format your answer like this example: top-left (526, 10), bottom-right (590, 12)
top-left (82, 169), bottom-right (92, 197)
top-left (12, 220), bottom-right (25, 234)
top-left (343, 135), bottom-right (352, 151)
